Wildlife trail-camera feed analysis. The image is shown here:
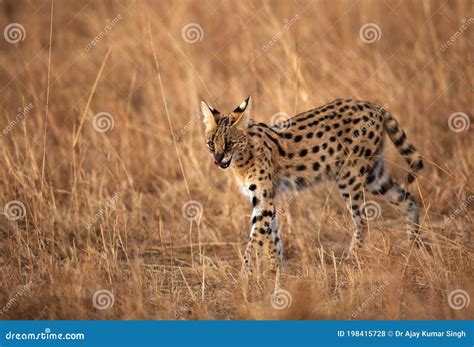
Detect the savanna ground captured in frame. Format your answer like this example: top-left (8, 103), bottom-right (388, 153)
top-left (0, 0), bottom-right (472, 320)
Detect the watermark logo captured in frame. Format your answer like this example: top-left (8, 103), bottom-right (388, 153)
top-left (92, 289), bottom-right (114, 310)
top-left (274, 192), bottom-right (298, 218)
top-left (92, 112), bottom-right (115, 133)
top-left (182, 200), bottom-right (203, 222)
top-left (262, 14), bottom-right (300, 52)
top-left (5, 327), bottom-right (85, 340)
top-left (359, 23), bottom-right (381, 44)
top-left (440, 195), bottom-right (473, 229)
top-left (1, 103), bottom-right (34, 138)
top-left (174, 282), bottom-right (210, 318)
top-left (174, 112), bottom-right (201, 141)
top-left (85, 14), bottom-right (122, 51)
top-left (4, 200), bottom-right (26, 221)
top-left (4, 23), bottom-right (26, 44)
top-left (448, 112), bottom-right (470, 133)
top-left (440, 18), bottom-right (474, 52)
top-left (353, 103), bottom-right (387, 139)
top-left (360, 200), bottom-right (381, 221)
top-left (181, 23), bottom-right (204, 43)
top-left (85, 192), bottom-right (121, 229)
top-left (352, 280), bottom-right (389, 318)
top-left (270, 288), bottom-right (292, 310)
top-left (1, 281), bottom-right (32, 315)
top-left (270, 112), bottom-right (292, 130)
top-left (448, 289), bottom-right (470, 310)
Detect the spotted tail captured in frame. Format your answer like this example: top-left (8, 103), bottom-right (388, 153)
top-left (382, 110), bottom-right (423, 184)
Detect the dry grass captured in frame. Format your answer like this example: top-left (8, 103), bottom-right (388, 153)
top-left (0, 0), bottom-right (472, 320)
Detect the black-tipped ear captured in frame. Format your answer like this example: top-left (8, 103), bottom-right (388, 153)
top-left (201, 100), bottom-right (221, 132)
top-left (201, 100), bottom-right (220, 116)
top-left (233, 96), bottom-right (251, 113)
top-left (231, 96), bottom-right (251, 130)
top-left (208, 103), bottom-right (221, 116)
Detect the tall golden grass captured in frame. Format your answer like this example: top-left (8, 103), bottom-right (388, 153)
top-left (0, 0), bottom-right (472, 319)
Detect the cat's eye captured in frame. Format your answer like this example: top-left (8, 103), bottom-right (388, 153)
top-left (224, 142), bottom-right (234, 151)
top-left (207, 141), bottom-right (214, 150)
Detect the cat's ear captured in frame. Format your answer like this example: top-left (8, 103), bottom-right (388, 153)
top-left (200, 101), bottom-right (221, 132)
top-left (231, 96), bottom-right (251, 130)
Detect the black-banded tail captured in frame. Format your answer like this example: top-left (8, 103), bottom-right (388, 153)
top-left (382, 110), bottom-right (423, 184)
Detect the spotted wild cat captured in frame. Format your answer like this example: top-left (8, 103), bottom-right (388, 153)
top-left (201, 97), bottom-right (423, 270)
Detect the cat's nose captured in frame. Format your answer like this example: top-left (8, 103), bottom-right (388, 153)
top-left (213, 152), bottom-right (224, 164)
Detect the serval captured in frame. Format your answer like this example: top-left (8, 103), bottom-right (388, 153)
top-left (201, 97), bottom-right (423, 271)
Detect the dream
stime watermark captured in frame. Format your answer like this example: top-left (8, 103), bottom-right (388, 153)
top-left (85, 191), bottom-right (121, 229)
top-left (0, 281), bottom-right (32, 315)
top-left (1, 103), bottom-right (34, 137)
top-left (262, 14), bottom-right (300, 52)
top-left (85, 14), bottom-right (123, 52)
top-left (440, 18), bottom-right (474, 52)
top-left (351, 280), bottom-right (389, 318)
top-left (440, 195), bottom-right (474, 229)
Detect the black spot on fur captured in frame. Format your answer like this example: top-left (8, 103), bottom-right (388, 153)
top-left (262, 210), bottom-right (273, 217)
top-left (377, 179), bottom-right (394, 195)
top-left (296, 164), bottom-right (306, 171)
top-left (263, 132), bottom-right (286, 157)
top-left (410, 159), bottom-right (423, 171)
top-left (295, 177), bottom-right (307, 188)
top-left (400, 144), bottom-right (416, 155)
top-left (394, 132), bottom-right (406, 147)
